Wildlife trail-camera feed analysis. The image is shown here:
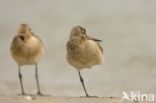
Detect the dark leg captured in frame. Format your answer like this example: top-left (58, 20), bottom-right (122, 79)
top-left (18, 65), bottom-right (26, 95)
top-left (78, 71), bottom-right (89, 97)
top-left (35, 64), bottom-right (42, 95)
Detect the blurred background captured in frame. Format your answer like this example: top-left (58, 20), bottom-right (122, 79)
top-left (0, 0), bottom-right (156, 97)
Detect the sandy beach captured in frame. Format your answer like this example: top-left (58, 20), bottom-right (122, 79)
top-left (0, 96), bottom-right (155, 103)
top-left (0, 0), bottom-right (156, 101)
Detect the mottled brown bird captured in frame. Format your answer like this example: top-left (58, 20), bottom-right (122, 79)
top-left (10, 23), bottom-right (44, 95)
top-left (66, 26), bottom-right (103, 97)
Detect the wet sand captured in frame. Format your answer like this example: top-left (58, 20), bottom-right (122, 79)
top-left (0, 96), bottom-right (155, 103)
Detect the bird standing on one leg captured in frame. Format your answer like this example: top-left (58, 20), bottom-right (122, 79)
top-left (66, 26), bottom-right (103, 97)
top-left (10, 23), bottom-right (44, 95)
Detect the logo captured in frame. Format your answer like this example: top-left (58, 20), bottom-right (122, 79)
top-left (121, 91), bottom-right (155, 102)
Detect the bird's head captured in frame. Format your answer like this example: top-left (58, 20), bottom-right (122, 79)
top-left (17, 23), bottom-right (31, 34)
top-left (70, 25), bottom-right (87, 39)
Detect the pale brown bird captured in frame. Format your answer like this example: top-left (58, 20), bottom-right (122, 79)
top-left (66, 26), bottom-right (103, 97)
top-left (10, 23), bottom-right (44, 95)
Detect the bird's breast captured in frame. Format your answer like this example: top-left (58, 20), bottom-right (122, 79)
top-left (11, 36), bottom-right (44, 65)
top-left (25, 36), bottom-right (41, 50)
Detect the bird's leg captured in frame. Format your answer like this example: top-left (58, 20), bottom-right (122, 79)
top-left (18, 65), bottom-right (26, 95)
top-left (35, 64), bottom-right (42, 95)
top-left (78, 71), bottom-right (89, 97)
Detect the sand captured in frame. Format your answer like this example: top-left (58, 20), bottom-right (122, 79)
top-left (0, 96), bottom-right (155, 103)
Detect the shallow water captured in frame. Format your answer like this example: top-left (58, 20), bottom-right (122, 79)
top-left (0, 0), bottom-right (156, 97)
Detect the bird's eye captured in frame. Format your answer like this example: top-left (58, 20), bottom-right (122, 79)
top-left (83, 29), bottom-right (86, 34)
top-left (79, 27), bottom-right (85, 34)
top-left (81, 28), bottom-right (86, 34)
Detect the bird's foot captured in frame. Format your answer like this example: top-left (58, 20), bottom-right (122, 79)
top-left (36, 91), bottom-right (44, 96)
top-left (17, 92), bottom-right (26, 96)
top-left (85, 94), bottom-right (99, 98)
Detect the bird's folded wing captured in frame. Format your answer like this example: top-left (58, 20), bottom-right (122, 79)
top-left (97, 42), bottom-right (103, 54)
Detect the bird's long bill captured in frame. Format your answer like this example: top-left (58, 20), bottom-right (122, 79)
top-left (86, 35), bottom-right (102, 42)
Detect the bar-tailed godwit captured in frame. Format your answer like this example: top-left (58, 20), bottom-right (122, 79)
top-left (10, 23), bottom-right (44, 95)
top-left (66, 26), bottom-right (103, 97)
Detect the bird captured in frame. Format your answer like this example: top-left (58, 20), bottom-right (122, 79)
top-left (10, 23), bottom-right (44, 95)
top-left (66, 25), bottom-right (103, 97)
